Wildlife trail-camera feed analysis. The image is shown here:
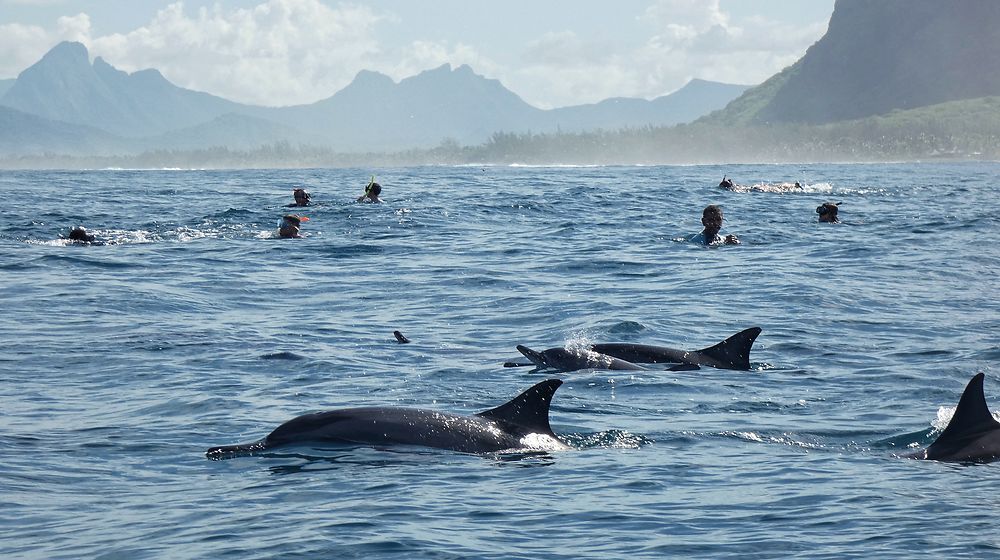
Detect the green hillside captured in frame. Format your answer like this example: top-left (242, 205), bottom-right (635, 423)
top-left (706, 0), bottom-right (1000, 126)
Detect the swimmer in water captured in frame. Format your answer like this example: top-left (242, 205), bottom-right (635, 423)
top-left (278, 215), bottom-right (308, 238)
top-left (289, 188), bottom-right (311, 207)
top-left (816, 202), bottom-right (840, 223)
top-left (357, 178), bottom-right (383, 203)
top-left (689, 204), bottom-right (740, 245)
top-left (67, 226), bottom-right (96, 243)
top-left (719, 176), bottom-right (736, 190)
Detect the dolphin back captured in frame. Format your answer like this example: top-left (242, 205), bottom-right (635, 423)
top-left (516, 345), bottom-right (645, 372)
top-left (589, 343), bottom-right (685, 364)
top-left (476, 379), bottom-right (563, 439)
top-left (591, 326), bottom-right (761, 370)
top-left (694, 327), bottom-right (761, 370)
top-left (923, 373), bottom-right (1000, 461)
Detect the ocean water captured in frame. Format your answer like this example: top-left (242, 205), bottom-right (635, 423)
top-left (1, 162), bottom-right (998, 559)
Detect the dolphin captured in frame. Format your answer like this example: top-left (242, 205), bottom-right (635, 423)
top-left (908, 373), bottom-right (1000, 463)
top-left (589, 327), bottom-right (762, 371)
top-left (206, 379), bottom-right (569, 459)
top-left (393, 330), bottom-right (411, 343)
top-left (515, 345), bottom-right (646, 372)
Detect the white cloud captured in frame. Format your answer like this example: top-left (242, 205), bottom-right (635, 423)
top-left (642, 0), bottom-right (730, 41)
top-left (0, 13), bottom-right (92, 78)
top-left (84, 0), bottom-right (384, 106)
top-left (510, 31), bottom-right (635, 109)
top-left (1, 0), bottom-right (67, 5)
top-left (0, 0), bottom-right (831, 108)
top-left (55, 13), bottom-right (89, 42)
top-left (508, 0), bottom-right (827, 108)
top-left (0, 23), bottom-right (51, 77)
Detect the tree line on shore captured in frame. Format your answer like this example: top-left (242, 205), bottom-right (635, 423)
top-left (4, 97), bottom-right (998, 169)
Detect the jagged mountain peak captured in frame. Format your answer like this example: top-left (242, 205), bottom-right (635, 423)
top-left (2, 41), bottom-right (245, 137)
top-left (33, 41), bottom-right (90, 70)
top-left (2, 42), bottom-right (750, 155)
top-left (350, 69), bottom-right (394, 86)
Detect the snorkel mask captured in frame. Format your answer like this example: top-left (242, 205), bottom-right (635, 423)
top-left (278, 215), bottom-right (309, 228)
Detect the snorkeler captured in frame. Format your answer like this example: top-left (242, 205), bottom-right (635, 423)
top-left (816, 202), bottom-right (840, 223)
top-left (66, 226), bottom-right (97, 244)
top-left (357, 177), bottom-right (383, 203)
top-left (289, 188), bottom-right (311, 207)
top-left (719, 176), bottom-right (736, 190)
top-left (278, 215), bottom-right (308, 238)
top-left (689, 205), bottom-right (740, 245)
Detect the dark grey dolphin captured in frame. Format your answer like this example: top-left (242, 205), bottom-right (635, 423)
top-left (393, 330), bottom-right (411, 343)
top-left (515, 345), bottom-right (647, 372)
top-left (206, 379), bottom-right (569, 459)
top-left (908, 373), bottom-right (1000, 462)
top-left (590, 327), bottom-right (762, 371)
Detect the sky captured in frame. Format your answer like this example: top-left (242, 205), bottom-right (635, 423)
top-left (0, 0), bottom-right (835, 109)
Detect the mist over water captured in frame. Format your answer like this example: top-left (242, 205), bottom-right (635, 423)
top-left (2, 162), bottom-right (998, 558)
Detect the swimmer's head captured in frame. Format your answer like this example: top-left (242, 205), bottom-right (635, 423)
top-left (816, 202), bottom-right (840, 222)
top-left (68, 226), bottom-right (95, 243)
top-left (702, 204), bottom-right (724, 231)
top-left (278, 214), bottom-right (308, 238)
top-left (365, 182), bottom-right (382, 197)
top-left (293, 188), bottom-right (310, 205)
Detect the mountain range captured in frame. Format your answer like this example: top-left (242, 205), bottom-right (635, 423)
top-left (4, 0), bottom-right (997, 163)
top-left (0, 42), bottom-right (750, 157)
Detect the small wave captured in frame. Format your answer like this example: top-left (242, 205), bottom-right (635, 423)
top-left (605, 321), bottom-right (647, 334)
top-left (507, 163), bottom-right (605, 168)
top-left (260, 351), bottom-right (307, 361)
top-left (30, 253), bottom-right (139, 269)
top-left (27, 224), bottom-right (283, 245)
top-left (725, 182), bottom-right (834, 194)
top-left (209, 208), bottom-right (255, 219)
top-left (315, 244), bottom-right (385, 258)
top-left (723, 399), bottom-right (811, 414)
top-left (563, 429), bottom-right (652, 449)
top-left (868, 429), bottom-right (932, 451)
top-left (98, 167), bottom-right (205, 171)
top-left (720, 430), bottom-right (825, 450)
top-left (517, 433), bottom-right (570, 451)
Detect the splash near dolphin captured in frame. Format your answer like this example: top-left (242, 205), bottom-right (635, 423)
top-left (908, 373), bottom-right (1000, 463)
top-left (206, 379), bottom-right (569, 459)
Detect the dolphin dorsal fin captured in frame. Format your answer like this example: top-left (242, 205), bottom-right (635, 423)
top-left (476, 379), bottom-right (562, 436)
top-left (696, 327), bottom-right (761, 370)
top-left (934, 373), bottom-right (1000, 445)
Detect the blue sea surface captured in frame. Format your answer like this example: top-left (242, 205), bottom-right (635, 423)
top-left (1, 162), bottom-right (998, 559)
